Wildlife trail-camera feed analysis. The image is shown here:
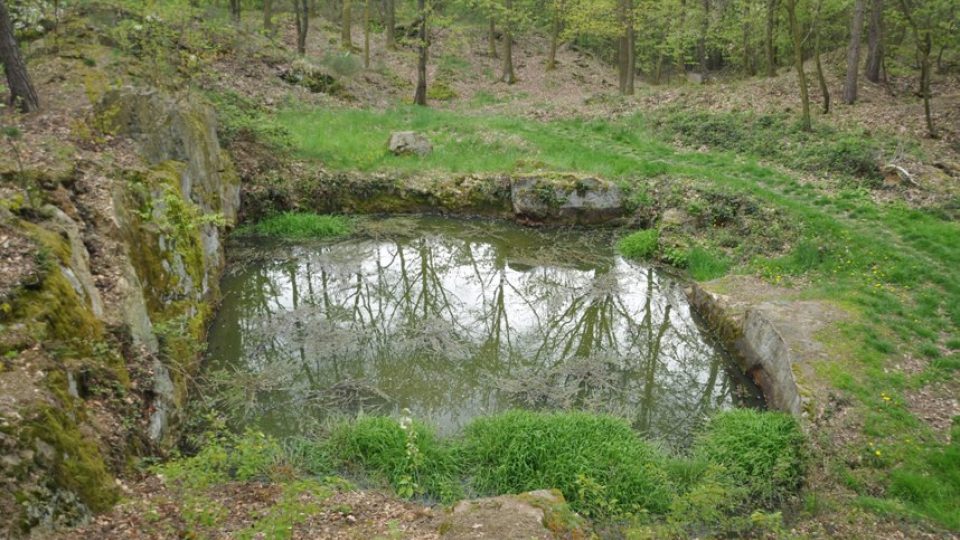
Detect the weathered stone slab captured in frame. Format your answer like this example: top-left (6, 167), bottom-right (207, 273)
top-left (687, 275), bottom-right (848, 418)
top-left (511, 174), bottom-right (625, 225)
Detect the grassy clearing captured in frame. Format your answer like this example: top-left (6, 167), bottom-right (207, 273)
top-left (164, 409), bottom-right (803, 534)
top-left (274, 104), bottom-right (960, 530)
top-left (236, 212), bottom-right (352, 239)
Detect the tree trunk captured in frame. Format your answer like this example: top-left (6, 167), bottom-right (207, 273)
top-left (617, 0), bottom-right (634, 94)
top-left (675, 0), bottom-right (687, 76)
top-left (919, 31), bottom-right (935, 137)
top-left (814, 0), bottom-right (830, 113)
top-left (363, 0), bottom-right (370, 68)
top-left (698, 0), bottom-right (709, 74)
top-left (341, 0), bottom-right (352, 50)
top-left (229, 0), bottom-right (241, 23)
top-left (547, 12), bottom-right (560, 71)
top-left (765, 0), bottom-right (780, 77)
top-left (864, 0), bottom-right (883, 83)
top-left (0, 0), bottom-right (39, 112)
top-left (742, 17), bottom-right (754, 76)
top-left (413, 0), bottom-right (428, 105)
top-left (294, 0), bottom-right (309, 55)
top-left (264, 0), bottom-right (273, 33)
top-left (501, 0), bottom-right (516, 84)
top-left (488, 18), bottom-right (498, 59)
top-left (843, 0), bottom-right (865, 104)
top-left (385, 0), bottom-right (396, 50)
top-left (897, 0), bottom-right (935, 137)
top-left (786, 0), bottom-right (811, 131)
top-left (654, 51), bottom-right (663, 84)
top-left (627, 0), bottom-right (635, 94)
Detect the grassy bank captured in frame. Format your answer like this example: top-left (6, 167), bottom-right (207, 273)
top-left (273, 105), bottom-right (960, 531)
top-left (158, 409), bottom-right (804, 536)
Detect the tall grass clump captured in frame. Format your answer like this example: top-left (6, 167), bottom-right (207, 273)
top-left (618, 229), bottom-right (659, 260)
top-left (693, 409), bottom-right (806, 506)
top-left (327, 416), bottom-right (462, 503)
top-left (460, 410), bottom-right (671, 517)
top-left (239, 212), bottom-right (352, 239)
top-left (686, 247), bottom-right (731, 281)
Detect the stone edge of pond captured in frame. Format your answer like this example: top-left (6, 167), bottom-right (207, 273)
top-left (241, 171), bottom-right (633, 227)
top-left (686, 275), bottom-right (850, 421)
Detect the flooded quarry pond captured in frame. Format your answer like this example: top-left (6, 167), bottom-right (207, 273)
top-left (205, 217), bottom-right (761, 446)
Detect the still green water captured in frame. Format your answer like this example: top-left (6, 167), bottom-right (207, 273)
top-left (205, 217), bottom-right (761, 445)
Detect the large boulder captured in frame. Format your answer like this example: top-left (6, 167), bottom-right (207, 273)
top-left (388, 131), bottom-right (433, 156)
top-left (511, 174), bottom-right (625, 225)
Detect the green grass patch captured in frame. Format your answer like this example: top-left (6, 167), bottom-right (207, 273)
top-left (461, 410), bottom-right (671, 518)
top-left (238, 213), bottom-right (352, 239)
top-left (686, 247), bottom-right (731, 281)
top-left (886, 419), bottom-right (960, 530)
top-left (327, 416), bottom-right (462, 503)
top-left (618, 229), bottom-right (659, 260)
top-left (693, 409), bottom-right (806, 506)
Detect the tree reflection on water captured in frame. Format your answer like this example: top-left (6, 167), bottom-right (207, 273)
top-left (205, 218), bottom-right (761, 446)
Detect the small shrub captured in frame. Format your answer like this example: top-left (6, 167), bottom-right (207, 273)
top-left (618, 229), bottom-right (659, 260)
top-left (238, 213), bottom-right (352, 239)
top-left (461, 410), bottom-right (671, 517)
top-left (694, 409), bottom-right (806, 506)
top-left (157, 430), bottom-right (286, 490)
top-left (662, 246), bottom-right (689, 268)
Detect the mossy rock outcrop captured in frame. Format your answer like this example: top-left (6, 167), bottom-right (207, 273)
top-left (0, 88), bottom-right (239, 537)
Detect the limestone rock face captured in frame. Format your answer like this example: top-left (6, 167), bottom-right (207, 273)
top-left (388, 131), bottom-right (433, 156)
top-left (99, 87), bottom-right (241, 227)
top-left (0, 86), bottom-right (243, 537)
top-left (98, 88), bottom-right (241, 446)
top-left (511, 174), bottom-right (625, 225)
